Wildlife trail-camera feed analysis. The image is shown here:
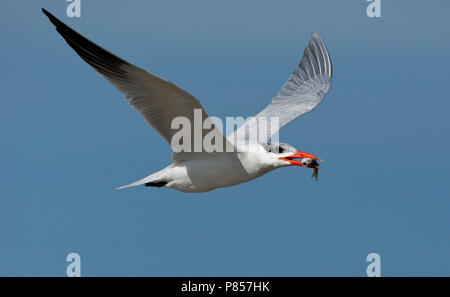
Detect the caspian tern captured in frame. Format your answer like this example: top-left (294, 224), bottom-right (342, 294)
top-left (43, 9), bottom-right (332, 193)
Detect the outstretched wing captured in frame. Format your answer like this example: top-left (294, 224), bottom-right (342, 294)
top-left (228, 33), bottom-right (332, 147)
top-left (43, 9), bottom-right (231, 154)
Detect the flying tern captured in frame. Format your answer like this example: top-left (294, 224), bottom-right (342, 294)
top-left (43, 9), bottom-right (332, 193)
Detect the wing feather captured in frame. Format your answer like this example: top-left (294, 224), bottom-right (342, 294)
top-left (43, 9), bottom-right (231, 155)
top-left (229, 32), bottom-right (332, 147)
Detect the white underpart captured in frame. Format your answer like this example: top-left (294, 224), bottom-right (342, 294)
top-left (118, 147), bottom-right (291, 193)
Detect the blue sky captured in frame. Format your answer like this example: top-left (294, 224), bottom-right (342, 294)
top-left (1, 0), bottom-right (450, 276)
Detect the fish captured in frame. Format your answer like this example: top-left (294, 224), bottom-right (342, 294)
top-left (308, 159), bottom-right (321, 181)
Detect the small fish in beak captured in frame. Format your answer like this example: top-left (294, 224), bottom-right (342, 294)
top-left (302, 158), bottom-right (322, 181)
top-left (309, 158), bottom-right (321, 181)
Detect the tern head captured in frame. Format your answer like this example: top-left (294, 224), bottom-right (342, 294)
top-left (263, 142), bottom-right (322, 180)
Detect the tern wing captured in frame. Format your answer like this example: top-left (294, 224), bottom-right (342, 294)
top-left (228, 33), bottom-right (332, 146)
top-left (43, 9), bottom-right (231, 154)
